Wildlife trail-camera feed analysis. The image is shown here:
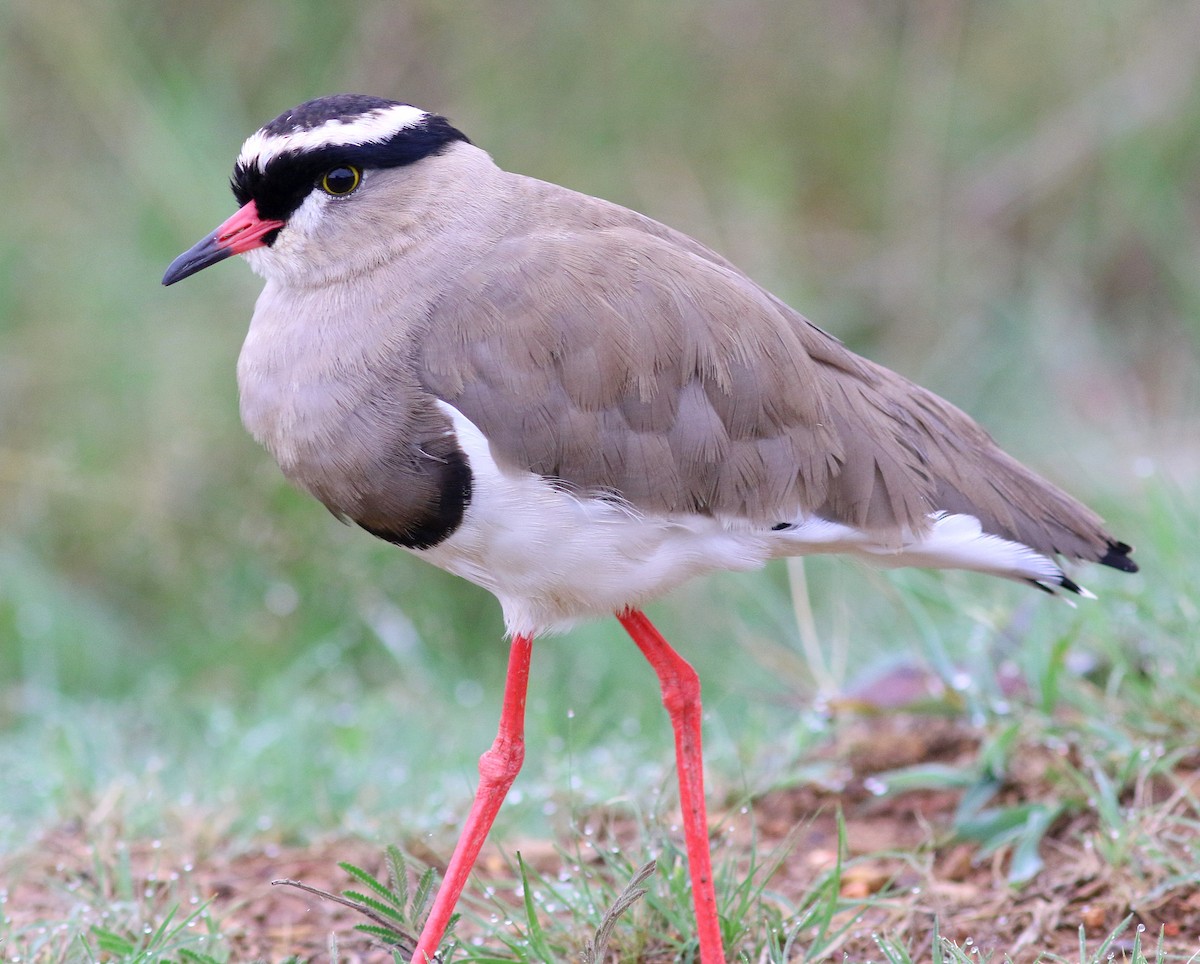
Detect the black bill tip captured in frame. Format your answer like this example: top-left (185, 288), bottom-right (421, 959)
top-left (162, 231), bottom-right (233, 286)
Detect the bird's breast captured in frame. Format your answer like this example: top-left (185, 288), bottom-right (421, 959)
top-left (237, 293), bottom-right (472, 550)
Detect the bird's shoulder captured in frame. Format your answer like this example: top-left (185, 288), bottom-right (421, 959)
top-left (422, 172), bottom-right (871, 402)
top-left (413, 176), bottom-right (1112, 555)
top-left (416, 177), bottom-right (873, 519)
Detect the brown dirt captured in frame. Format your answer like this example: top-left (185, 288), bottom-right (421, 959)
top-left (6, 714), bottom-right (1200, 962)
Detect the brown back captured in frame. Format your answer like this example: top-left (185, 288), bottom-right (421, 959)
top-left (418, 174), bottom-right (1116, 563)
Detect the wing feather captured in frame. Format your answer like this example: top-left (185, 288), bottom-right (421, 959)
top-left (417, 181), bottom-right (1115, 562)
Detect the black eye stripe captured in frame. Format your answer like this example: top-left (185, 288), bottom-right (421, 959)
top-left (232, 149), bottom-right (340, 219)
top-left (230, 115), bottom-right (470, 222)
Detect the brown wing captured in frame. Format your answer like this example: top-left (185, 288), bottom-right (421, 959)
top-left (418, 194), bottom-right (1118, 563)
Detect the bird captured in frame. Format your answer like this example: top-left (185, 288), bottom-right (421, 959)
top-left (163, 93), bottom-right (1137, 963)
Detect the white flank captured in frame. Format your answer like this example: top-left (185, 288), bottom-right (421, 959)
top-left (770, 512), bottom-right (1073, 589)
top-left (873, 513), bottom-right (1060, 580)
top-left (421, 404), bottom-right (774, 637)
top-left (420, 406), bottom-right (1080, 636)
top-left (237, 103), bottom-right (428, 171)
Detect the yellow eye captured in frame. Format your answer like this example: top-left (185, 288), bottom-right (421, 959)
top-left (320, 166), bottom-right (362, 196)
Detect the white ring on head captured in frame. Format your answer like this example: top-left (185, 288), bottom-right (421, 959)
top-left (237, 104), bottom-right (428, 171)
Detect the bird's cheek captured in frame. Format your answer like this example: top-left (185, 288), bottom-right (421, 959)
top-left (287, 191), bottom-right (332, 238)
top-left (242, 245), bottom-right (275, 279)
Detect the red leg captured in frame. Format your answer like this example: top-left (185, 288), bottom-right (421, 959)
top-left (411, 633), bottom-right (533, 964)
top-left (617, 609), bottom-right (726, 964)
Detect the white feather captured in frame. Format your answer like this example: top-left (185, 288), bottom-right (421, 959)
top-left (421, 404), bottom-right (770, 636)
top-left (416, 406), bottom-right (1076, 636)
top-left (237, 104), bottom-right (428, 171)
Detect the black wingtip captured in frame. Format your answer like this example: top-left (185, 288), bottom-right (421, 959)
top-left (1099, 540), bottom-right (1138, 574)
top-left (1026, 573), bottom-right (1092, 599)
top-left (1024, 540), bottom-right (1136, 600)
top-left (1058, 574), bottom-right (1086, 595)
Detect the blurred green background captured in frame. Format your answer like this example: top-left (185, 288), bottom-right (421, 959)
top-left (1, 1), bottom-right (1196, 846)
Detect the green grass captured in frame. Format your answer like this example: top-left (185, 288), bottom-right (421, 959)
top-left (3, 1), bottom-right (1200, 961)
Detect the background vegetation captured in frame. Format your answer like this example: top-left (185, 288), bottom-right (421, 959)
top-left (2, 1), bottom-right (1198, 960)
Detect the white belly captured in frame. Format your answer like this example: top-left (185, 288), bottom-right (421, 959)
top-left (420, 404), bottom-right (774, 636)
top-left (418, 405), bottom-right (1073, 637)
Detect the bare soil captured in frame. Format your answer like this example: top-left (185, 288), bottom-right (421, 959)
top-left (7, 713), bottom-right (1200, 962)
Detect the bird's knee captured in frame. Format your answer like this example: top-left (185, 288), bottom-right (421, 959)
top-left (660, 664), bottom-right (702, 717)
top-left (479, 736), bottom-right (525, 785)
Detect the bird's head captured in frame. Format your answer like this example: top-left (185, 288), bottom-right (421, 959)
top-left (162, 94), bottom-right (470, 287)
